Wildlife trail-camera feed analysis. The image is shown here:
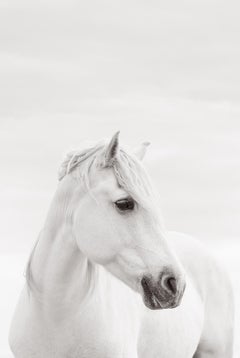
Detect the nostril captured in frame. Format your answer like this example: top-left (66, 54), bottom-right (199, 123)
top-left (164, 276), bottom-right (177, 295)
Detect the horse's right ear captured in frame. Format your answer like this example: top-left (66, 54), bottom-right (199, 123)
top-left (133, 142), bottom-right (150, 161)
top-left (103, 131), bottom-right (120, 167)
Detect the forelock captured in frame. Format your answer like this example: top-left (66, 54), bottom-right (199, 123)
top-left (112, 149), bottom-right (155, 205)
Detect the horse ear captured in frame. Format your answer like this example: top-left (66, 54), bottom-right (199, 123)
top-left (104, 131), bottom-right (120, 167)
top-left (133, 142), bottom-right (150, 161)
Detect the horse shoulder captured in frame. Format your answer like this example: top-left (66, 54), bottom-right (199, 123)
top-left (167, 231), bottom-right (234, 357)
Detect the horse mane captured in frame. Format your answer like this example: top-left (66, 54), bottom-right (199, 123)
top-left (26, 140), bottom-right (160, 291)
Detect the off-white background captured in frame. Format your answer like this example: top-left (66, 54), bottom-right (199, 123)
top-left (0, 0), bottom-right (239, 356)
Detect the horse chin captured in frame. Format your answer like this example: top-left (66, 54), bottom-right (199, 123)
top-left (142, 293), bottom-right (181, 310)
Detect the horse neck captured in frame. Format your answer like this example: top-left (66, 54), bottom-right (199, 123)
top-left (29, 177), bottom-right (100, 311)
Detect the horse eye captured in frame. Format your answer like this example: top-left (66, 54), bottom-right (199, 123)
top-left (115, 198), bottom-right (135, 211)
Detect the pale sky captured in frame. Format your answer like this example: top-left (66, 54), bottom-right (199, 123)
top-left (0, 0), bottom-right (240, 116)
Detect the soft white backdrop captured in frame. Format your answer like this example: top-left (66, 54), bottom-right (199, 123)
top-left (0, 0), bottom-right (239, 356)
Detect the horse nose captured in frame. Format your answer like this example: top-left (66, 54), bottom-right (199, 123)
top-left (140, 272), bottom-right (185, 310)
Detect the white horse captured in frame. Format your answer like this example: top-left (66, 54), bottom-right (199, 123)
top-left (9, 133), bottom-right (234, 358)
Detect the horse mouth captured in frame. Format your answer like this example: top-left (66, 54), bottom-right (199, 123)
top-left (142, 293), bottom-right (179, 310)
top-left (141, 276), bottom-right (184, 310)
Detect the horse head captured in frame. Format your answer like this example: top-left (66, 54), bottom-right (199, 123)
top-left (58, 132), bottom-right (186, 310)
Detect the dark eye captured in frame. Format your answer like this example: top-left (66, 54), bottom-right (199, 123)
top-left (115, 198), bottom-right (135, 211)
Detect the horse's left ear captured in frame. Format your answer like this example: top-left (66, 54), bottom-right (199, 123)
top-left (133, 142), bottom-right (150, 161)
top-left (104, 131), bottom-right (120, 167)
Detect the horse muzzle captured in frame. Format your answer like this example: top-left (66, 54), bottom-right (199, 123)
top-left (140, 272), bottom-right (186, 310)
